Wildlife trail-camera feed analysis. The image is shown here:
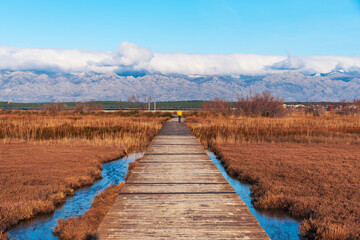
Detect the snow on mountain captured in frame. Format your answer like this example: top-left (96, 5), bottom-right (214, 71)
top-left (1, 43), bottom-right (360, 102)
top-left (0, 70), bottom-right (359, 102)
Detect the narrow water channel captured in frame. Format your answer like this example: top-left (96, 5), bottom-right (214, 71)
top-left (207, 151), bottom-right (301, 240)
top-left (8, 151), bottom-right (300, 240)
top-left (7, 153), bottom-right (144, 240)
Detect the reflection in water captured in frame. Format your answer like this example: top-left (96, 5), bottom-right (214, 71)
top-left (7, 153), bottom-right (143, 240)
top-left (207, 151), bottom-right (301, 240)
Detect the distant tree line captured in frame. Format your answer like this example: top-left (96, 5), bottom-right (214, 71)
top-left (43, 101), bottom-right (103, 114)
top-left (305, 98), bottom-right (360, 116)
top-left (203, 91), bottom-right (360, 117)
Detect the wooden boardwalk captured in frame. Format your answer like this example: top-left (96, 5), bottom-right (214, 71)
top-left (96, 118), bottom-right (270, 239)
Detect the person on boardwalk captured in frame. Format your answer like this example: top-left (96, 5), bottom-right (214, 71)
top-left (177, 109), bottom-right (183, 122)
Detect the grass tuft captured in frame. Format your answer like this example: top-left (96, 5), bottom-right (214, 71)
top-left (53, 183), bottom-right (125, 240)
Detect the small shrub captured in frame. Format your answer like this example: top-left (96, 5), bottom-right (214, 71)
top-left (338, 99), bottom-right (360, 115)
top-left (236, 91), bottom-right (286, 117)
top-left (202, 99), bottom-right (229, 115)
top-left (305, 104), bottom-right (325, 116)
top-left (75, 102), bottom-right (103, 114)
top-left (43, 102), bottom-right (68, 113)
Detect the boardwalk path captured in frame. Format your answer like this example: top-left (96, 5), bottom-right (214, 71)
top-left (96, 118), bottom-right (270, 239)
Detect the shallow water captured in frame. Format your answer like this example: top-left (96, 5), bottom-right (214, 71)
top-left (207, 151), bottom-right (301, 240)
top-left (8, 151), bottom-right (300, 240)
top-left (7, 153), bottom-right (144, 240)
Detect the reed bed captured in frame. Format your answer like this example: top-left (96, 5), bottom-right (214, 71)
top-left (53, 158), bottom-right (142, 239)
top-left (186, 112), bottom-right (360, 239)
top-left (0, 111), bottom-right (170, 150)
top-left (187, 112), bottom-right (360, 146)
top-left (0, 110), bottom-right (168, 235)
top-left (53, 183), bottom-right (125, 240)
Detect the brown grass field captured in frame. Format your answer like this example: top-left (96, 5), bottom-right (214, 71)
top-left (186, 112), bottom-right (360, 239)
top-left (53, 158), bottom-right (142, 239)
top-left (53, 183), bottom-right (125, 240)
top-left (0, 110), bottom-right (169, 236)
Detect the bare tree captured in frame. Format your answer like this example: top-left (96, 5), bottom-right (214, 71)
top-left (128, 94), bottom-right (142, 109)
top-left (75, 101), bottom-right (103, 113)
top-left (203, 99), bottom-right (229, 114)
top-left (236, 91), bottom-right (285, 117)
top-left (43, 102), bottom-right (68, 113)
top-left (338, 98), bottom-right (360, 115)
top-left (305, 104), bottom-right (325, 116)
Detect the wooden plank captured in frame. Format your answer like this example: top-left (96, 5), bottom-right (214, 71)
top-left (126, 173), bottom-right (229, 184)
top-left (96, 118), bottom-right (270, 239)
top-left (134, 163), bottom-right (219, 170)
top-left (120, 183), bottom-right (236, 193)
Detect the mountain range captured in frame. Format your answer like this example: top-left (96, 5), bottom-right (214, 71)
top-left (1, 70), bottom-right (359, 102)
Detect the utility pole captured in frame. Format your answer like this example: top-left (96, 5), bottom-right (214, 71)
top-left (154, 101), bottom-right (156, 111)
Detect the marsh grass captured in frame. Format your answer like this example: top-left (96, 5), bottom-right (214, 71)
top-left (186, 112), bottom-right (360, 239)
top-left (0, 110), bottom-right (168, 235)
top-left (53, 183), bottom-right (125, 240)
top-left (186, 111), bottom-right (360, 146)
top-left (0, 110), bottom-right (170, 150)
top-left (53, 157), bottom-right (143, 239)
top-left (0, 233), bottom-right (9, 240)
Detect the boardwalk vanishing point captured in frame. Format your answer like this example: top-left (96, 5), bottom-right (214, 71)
top-left (97, 118), bottom-right (270, 239)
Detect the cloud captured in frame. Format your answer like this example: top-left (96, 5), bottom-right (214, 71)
top-left (0, 46), bottom-right (113, 73)
top-left (149, 53), bottom-right (283, 75)
top-left (96, 42), bottom-right (153, 71)
top-left (0, 42), bottom-right (360, 75)
top-left (271, 54), bottom-right (304, 70)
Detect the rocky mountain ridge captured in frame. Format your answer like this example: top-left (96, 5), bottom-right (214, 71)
top-left (1, 70), bottom-right (359, 102)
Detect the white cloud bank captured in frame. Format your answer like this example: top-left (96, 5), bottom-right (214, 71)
top-left (1, 42), bottom-right (360, 75)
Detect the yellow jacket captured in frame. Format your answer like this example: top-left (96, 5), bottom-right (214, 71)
top-left (177, 110), bottom-right (183, 116)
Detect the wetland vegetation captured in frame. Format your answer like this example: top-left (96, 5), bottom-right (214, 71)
top-left (1, 95), bottom-right (359, 239)
top-left (0, 110), bottom-right (169, 238)
top-left (186, 96), bottom-right (360, 239)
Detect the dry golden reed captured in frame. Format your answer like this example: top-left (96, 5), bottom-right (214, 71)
top-left (186, 112), bottom-right (360, 239)
top-left (0, 110), bottom-right (170, 151)
top-left (187, 111), bottom-right (360, 146)
top-left (53, 183), bottom-right (125, 240)
top-left (52, 155), bottom-right (144, 239)
top-left (0, 110), bottom-right (168, 235)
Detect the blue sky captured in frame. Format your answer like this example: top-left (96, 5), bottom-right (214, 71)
top-left (1, 0), bottom-right (359, 56)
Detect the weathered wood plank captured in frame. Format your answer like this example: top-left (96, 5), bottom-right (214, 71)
top-left (96, 118), bottom-right (270, 239)
top-left (120, 183), bottom-right (235, 193)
